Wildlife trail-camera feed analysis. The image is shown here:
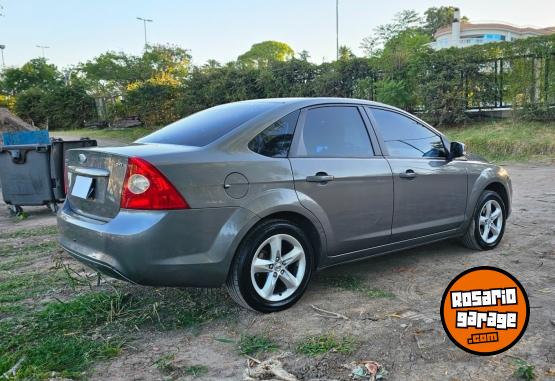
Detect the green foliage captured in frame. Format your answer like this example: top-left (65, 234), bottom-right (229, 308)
top-left (0, 225), bottom-right (233, 379)
top-left (12, 87), bottom-right (47, 126)
top-left (13, 83), bottom-right (95, 129)
top-left (0, 225), bottom-right (58, 240)
top-left (423, 6), bottom-right (468, 35)
top-left (185, 365), bottom-right (209, 377)
top-left (44, 83), bottom-right (96, 129)
top-left (323, 274), bottom-right (395, 298)
top-left (366, 289), bottom-right (395, 298)
top-left (80, 44), bottom-right (191, 95)
top-left (3, 24), bottom-right (555, 129)
top-left (444, 120), bottom-right (555, 161)
top-left (296, 334), bottom-right (356, 356)
top-left (1, 58), bottom-right (60, 94)
top-left (375, 79), bottom-right (414, 110)
top-left (513, 359), bottom-right (536, 380)
top-left (238, 334), bottom-right (278, 355)
top-left (0, 287), bottom-right (232, 378)
top-left (238, 40), bottom-right (294, 67)
top-left (124, 78), bottom-right (182, 126)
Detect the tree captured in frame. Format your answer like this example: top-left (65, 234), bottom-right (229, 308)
top-left (360, 36), bottom-right (381, 57)
top-left (13, 87), bottom-right (47, 126)
top-left (141, 44), bottom-right (191, 81)
top-left (374, 10), bottom-right (423, 42)
top-left (13, 83), bottom-right (95, 129)
top-left (381, 29), bottom-right (431, 72)
top-left (424, 6), bottom-right (469, 35)
top-left (1, 58), bottom-right (61, 94)
top-left (298, 50), bottom-right (311, 61)
top-left (338, 46), bottom-right (355, 60)
top-left (238, 41), bottom-right (294, 67)
top-left (124, 77), bottom-right (182, 126)
top-left (360, 10), bottom-right (423, 57)
top-left (80, 44), bottom-right (191, 95)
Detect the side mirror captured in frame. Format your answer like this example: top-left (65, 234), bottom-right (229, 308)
top-left (449, 141), bottom-right (465, 160)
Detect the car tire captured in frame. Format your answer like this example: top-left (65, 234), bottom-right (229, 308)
top-left (225, 219), bottom-right (314, 312)
top-left (461, 190), bottom-right (506, 250)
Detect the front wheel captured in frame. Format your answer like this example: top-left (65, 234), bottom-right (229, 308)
top-left (461, 190), bottom-right (506, 250)
top-left (226, 219), bottom-right (314, 312)
top-left (8, 205), bottom-right (23, 216)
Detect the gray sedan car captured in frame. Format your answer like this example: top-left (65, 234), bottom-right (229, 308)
top-left (57, 98), bottom-right (511, 312)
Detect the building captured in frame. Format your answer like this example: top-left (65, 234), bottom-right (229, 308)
top-left (429, 8), bottom-right (555, 50)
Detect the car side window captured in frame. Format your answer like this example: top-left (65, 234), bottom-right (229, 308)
top-left (296, 106), bottom-right (373, 158)
top-left (369, 108), bottom-right (447, 158)
top-left (248, 110), bottom-right (300, 157)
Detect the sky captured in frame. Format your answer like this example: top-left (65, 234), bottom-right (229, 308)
top-left (0, 0), bottom-right (554, 69)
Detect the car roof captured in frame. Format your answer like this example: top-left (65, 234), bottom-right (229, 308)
top-left (235, 97), bottom-right (399, 110)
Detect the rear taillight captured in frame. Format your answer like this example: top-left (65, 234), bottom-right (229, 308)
top-left (120, 157), bottom-right (189, 210)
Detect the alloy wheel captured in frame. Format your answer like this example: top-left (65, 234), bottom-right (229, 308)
top-left (478, 199), bottom-right (504, 244)
top-left (250, 233), bottom-right (306, 302)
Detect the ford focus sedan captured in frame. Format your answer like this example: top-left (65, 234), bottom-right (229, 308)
top-left (57, 98), bottom-right (512, 312)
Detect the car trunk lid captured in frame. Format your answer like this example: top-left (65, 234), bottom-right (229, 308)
top-left (66, 143), bottom-right (199, 220)
top-left (66, 149), bottom-right (128, 220)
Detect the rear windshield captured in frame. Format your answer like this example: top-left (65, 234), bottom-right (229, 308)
top-left (137, 102), bottom-right (280, 146)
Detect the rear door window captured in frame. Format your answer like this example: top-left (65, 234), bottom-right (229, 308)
top-left (138, 102), bottom-right (280, 147)
top-left (248, 110), bottom-right (300, 157)
top-left (295, 106), bottom-right (373, 158)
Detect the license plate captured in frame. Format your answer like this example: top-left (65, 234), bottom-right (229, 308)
top-left (71, 176), bottom-right (93, 199)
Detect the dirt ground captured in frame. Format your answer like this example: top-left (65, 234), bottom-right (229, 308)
top-left (0, 161), bottom-right (554, 381)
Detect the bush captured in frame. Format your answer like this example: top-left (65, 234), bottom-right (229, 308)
top-left (124, 79), bottom-right (182, 126)
top-left (13, 84), bottom-right (95, 129)
top-left (375, 79), bottom-right (414, 110)
top-left (13, 87), bottom-right (48, 127)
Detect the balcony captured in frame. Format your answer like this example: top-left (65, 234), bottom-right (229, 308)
top-left (429, 37), bottom-right (502, 50)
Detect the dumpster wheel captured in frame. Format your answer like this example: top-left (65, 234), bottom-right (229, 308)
top-left (47, 202), bottom-right (59, 214)
top-left (8, 205), bottom-right (23, 216)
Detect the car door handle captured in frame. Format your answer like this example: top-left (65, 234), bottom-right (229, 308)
top-left (399, 169), bottom-right (417, 179)
top-left (306, 173), bottom-right (334, 183)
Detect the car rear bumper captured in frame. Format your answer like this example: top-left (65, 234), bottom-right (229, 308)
top-left (57, 202), bottom-right (258, 287)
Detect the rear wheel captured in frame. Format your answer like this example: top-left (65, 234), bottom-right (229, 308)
top-left (461, 191), bottom-right (506, 250)
top-left (226, 219), bottom-right (314, 312)
top-left (47, 202), bottom-right (58, 214)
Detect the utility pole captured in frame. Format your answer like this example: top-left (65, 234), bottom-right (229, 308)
top-left (136, 17), bottom-right (153, 49)
top-left (0, 45), bottom-right (5, 67)
top-left (36, 45), bottom-right (50, 58)
top-left (336, 0), bottom-right (339, 61)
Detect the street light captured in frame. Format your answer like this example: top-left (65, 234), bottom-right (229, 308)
top-left (336, 0), bottom-right (339, 61)
top-left (36, 45), bottom-right (50, 58)
top-left (0, 45), bottom-right (5, 67)
top-left (136, 17), bottom-right (153, 49)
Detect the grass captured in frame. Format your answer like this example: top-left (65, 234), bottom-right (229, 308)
top-left (296, 333), bottom-right (356, 357)
top-left (185, 365), bottom-right (209, 377)
top-left (55, 127), bottom-right (156, 144)
top-left (0, 288), bottom-right (233, 378)
top-left (513, 359), bottom-right (536, 380)
top-left (154, 354), bottom-right (208, 378)
top-left (443, 120), bottom-right (555, 162)
top-left (238, 334), bottom-right (278, 356)
top-left (324, 274), bottom-right (395, 299)
top-left (0, 272), bottom-right (67, 304)
top-left (0, 226), bottom-right (58, 240)
top-left (0, 293), bottom-right (124, 379)
top-left (0, 226), bottom-right (234, 379)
